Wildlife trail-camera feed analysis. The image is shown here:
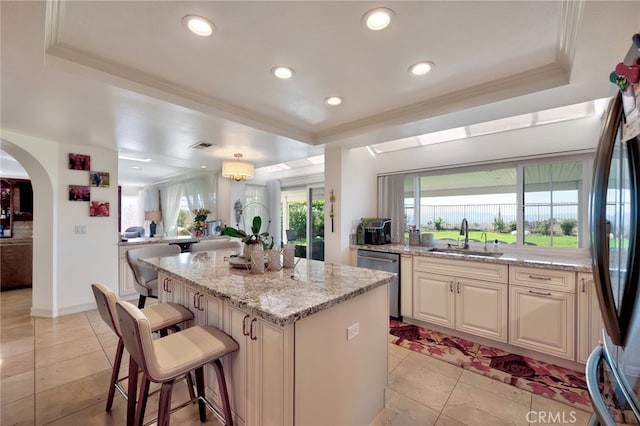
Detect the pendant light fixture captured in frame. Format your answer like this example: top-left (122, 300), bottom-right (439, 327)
top-left (222, 153), bottom-right (254, 181)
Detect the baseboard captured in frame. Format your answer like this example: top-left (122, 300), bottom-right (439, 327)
top-left (31, 301), bottom-right (98, 318)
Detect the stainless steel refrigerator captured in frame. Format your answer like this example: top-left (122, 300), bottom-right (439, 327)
top-left (587, 69), bottom-right (640, 423)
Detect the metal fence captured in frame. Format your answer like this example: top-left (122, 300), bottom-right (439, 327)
top-left (405, 202), bottom-right (578, 231)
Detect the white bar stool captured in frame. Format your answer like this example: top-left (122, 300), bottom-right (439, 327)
top-left (91, 283), bottom-right (195, 413)
top-left (116, 300), bottom-right (239, 426)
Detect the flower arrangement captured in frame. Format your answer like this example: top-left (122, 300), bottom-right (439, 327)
top-left (192, 208), bottom-right (211, 236)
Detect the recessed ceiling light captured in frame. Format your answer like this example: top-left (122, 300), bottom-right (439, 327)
top-left (409, 61), bottom-right (435, 76)
top-left (363, 8), bottom-right (394, 31)
top-left (200, 165), bottom-right (207, 169)
top-left (272, 66), bottom-right (295, 80)
top-left (182, 15), bottom-right (215, 37)
top-left (131, 166), bottom-right (142, 170)
top-left (325, 96), bottom-right (343, 106)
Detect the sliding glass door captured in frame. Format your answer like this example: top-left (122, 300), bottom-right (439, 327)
top-left (281, 186), bottom-right (324, 261)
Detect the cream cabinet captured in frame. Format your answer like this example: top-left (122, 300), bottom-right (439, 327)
top-left (225, 305), bottom-right (294, 426)
top-left (400, 254), bottom-right (413, 318)
top-left (158, 272), bottom-right (183, 304)
top-left (118, 246), bottom-right (137, 297)
top-left (508, 266), bottom-right (576, 360)
top-left (577, 273), bottom-right (604, 363)
top-left (413, 258), bottom-right (508, 343)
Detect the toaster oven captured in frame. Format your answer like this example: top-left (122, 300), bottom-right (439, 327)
top-left (364, 218), bottom-right (391, 245)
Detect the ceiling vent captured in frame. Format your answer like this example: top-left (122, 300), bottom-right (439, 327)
top-left (190, 141), bottom-right (215, 150)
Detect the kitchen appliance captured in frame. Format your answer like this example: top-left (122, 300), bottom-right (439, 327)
top-left (206, 220), bottom-right (223, 237)
top-left (586, 40), bottom-right (640, 425)
top-left (364, 218), bottom-right (391, 245)
top-left (357, 249), bottom-right (400, 318)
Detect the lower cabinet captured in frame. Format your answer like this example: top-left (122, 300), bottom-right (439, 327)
top-left (118, 246), bottom-right (137, 297)
top-left (413, 257), bottom-right (509, 343)
top-left (509, 285), bottom-right (575, 360)
top-left (158, 272), bottom-right (182, 303)
top-left (576, 273), bottom-right (604, 363)
top-left (400, 254), bottom-right (413, 318)
top-left (225, 305), bottom-right (294, 426)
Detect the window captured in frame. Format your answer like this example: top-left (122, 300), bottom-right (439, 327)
top-left (392, 157), bottom-right (587, 249)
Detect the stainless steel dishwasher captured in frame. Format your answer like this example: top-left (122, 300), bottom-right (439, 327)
top-left (357, 249), bottom-right (400, 319)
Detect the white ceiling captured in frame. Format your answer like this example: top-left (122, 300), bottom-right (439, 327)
top-left (1, 1), bottom-right (638, 186)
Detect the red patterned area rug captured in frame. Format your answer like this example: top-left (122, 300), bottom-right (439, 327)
top-left (389, 320), bottom-right (626, 422)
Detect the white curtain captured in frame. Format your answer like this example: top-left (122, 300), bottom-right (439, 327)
top-left (266, 180), bottom-right (282, 248)
top-left (160, 182), bottom-right (183, 236)
top-left (184, 174), bottom-right (217, 221)
top-left (377, 175), bottom-right (405, 243)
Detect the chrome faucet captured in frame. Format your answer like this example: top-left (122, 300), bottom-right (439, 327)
top-left (459, 218), bottom-right (469, 249)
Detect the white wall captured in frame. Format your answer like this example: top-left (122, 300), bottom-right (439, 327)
top-left (2, 130), bottom-right (119, 317)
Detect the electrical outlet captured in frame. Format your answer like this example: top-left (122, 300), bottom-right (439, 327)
top-left (74, 225), bottom-right (87, 234)
top-left (347, 322), bottom-right (359, 341)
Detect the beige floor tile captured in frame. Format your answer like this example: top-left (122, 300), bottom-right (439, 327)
top-left (458, 370), bottom-right (532, 407)
top-left (1, 348), bottom-right (34, 379)
top-left (1, 370), bottom-right (34, 405)
top-left (1, 312), bottom-right (34, 331)
top-left (43, 396), bottom-right (128, 426)
top-left (388, 343), bottom-right (410, 373)
top-left (0, 395), bottom-right (35, 426)
top-left (35, 333), bottom-right (103, 369)
top-left (35, 369), bottom-right (113, 426)
top-left (35, 349), bottom-right (111, 393)
top-left (0, 323), bottom-right (35, 342)
top-left (529, 394), bottom-right (593, 425)
top-left (388, 351), bottom-right (460, 412)
top-left (34, 312), bottom-right (91, 334)
top-left (34, 323), bottom-right (96, 350)
top-left (441, 381), bottom-right (531, 426)
top-left (435, 414), bottom-right (467, 426)
top-left (370, 388), bottom-right (440, 426)
top-left (0, 335), bottom-right (34, 357)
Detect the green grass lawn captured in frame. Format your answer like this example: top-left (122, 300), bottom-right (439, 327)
top-left (408, 230), bottom-right (578, 248)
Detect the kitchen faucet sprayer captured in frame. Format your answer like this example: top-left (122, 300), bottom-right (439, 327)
top-left (459, 218), bottom-right (469, 249)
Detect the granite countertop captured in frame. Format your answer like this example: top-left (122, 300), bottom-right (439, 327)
top-left (118, 235), bottom-right (229, 246)
top-left (141, 250), bottom-right (395, 327)
top-left (353, 243), bottom-right (592, 273)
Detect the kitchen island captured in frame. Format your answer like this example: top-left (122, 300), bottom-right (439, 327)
top-left (142, 250), bottom-right (394, 426)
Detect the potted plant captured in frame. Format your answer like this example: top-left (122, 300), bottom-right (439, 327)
top-left (224, 215), bottom-right (273, 258)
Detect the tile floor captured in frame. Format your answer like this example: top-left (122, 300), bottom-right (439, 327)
top-left (1, 288), bottom-right (594, 426)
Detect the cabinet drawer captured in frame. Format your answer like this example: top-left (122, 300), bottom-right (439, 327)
top-left (413, 256), bottom-right (507, 283)
top-left (509, 266), bottom-right (575, 292)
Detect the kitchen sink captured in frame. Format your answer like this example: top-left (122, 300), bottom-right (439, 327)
top-left (428, 247), bottom-right (503, 258)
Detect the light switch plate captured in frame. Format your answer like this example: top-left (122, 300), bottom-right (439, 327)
top-left (74, 225), bottom-right (87, 234)
top-left (347, 322), bottom-right (359, 341)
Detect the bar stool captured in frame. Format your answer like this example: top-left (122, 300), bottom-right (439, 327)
top-left (116, 300), bottom-right (239, 426)
top-left (90, 283), bottom-right (195, 412)
top-left (126, 245), bottom-right (181, 308)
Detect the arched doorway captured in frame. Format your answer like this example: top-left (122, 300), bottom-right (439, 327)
top-left (1, 139), bottom-right (56, 316)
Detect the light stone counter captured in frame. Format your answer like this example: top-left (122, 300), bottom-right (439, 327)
top-left (141, 249), bottom-right (395, 326)
top-left (353, 243), bottom-right (592, 273)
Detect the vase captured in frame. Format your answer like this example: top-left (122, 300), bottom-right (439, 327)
top-left (195, 229), bottom-right (202, 237)
top-left (243, 242), bottom-right (263, 259)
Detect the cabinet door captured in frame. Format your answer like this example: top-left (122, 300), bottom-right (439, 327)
top-left (577, 273), bottom-right (604, 363)
top-left (248, 317), bottom-right (293, 426)
top-left (400, 254), bottom-right (413, 318)
top-left (118, 248), bottom-right (137, 297)
top-left (226, 306), bottom-right (249, 426)
top-left (509, 285), bottom-right (575, 360)
top-left (413, 271), bottom-right (455, 328)
top-left (158, 272), bottom-right (182, 304)
top-left (456, 278), bottom-right (507, 343)
top-left (201, 293), bottom-right (226, 413)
